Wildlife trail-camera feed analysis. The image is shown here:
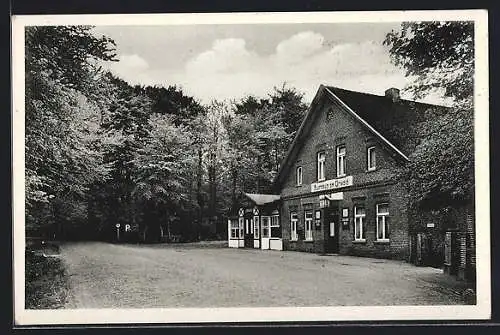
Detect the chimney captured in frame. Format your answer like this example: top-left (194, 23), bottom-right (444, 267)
top-left (384, 87), bottom-right (400, 102)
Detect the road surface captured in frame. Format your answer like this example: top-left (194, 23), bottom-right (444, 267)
top-left (61, 241), bottom-right (468, 308)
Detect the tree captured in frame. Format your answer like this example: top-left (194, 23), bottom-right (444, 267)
top-left (222, 85), bottom-right (307, 199)
top-left (384, 21), bottom-right (474, 107)
top-left (25, 26), bottom-right (117, 97)
top-left (25, 26), bottom-right (119, 238)
top-left (269, 84), bottom-right (309, 136)
top-left (132, 114), bottom-right (195, 241)
top-left (384, 21), bottom-right (474, 209)
top-left (98, 90), bottom-right (152, 234)
top-left (203, 101), bottom-right (231, 232)
top-left (141, 85), bottom-right (205, 126)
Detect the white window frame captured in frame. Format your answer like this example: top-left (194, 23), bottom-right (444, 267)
top-left (230, 219), bottom-right (239, 239)
top-left (305, 211), bottom-right (313, 241)
top-left (253, 216), bottom-right (260, 239)
top-left (270, 215), bottom-right (280, 238)
top-left (354, 206), bottom-right (366, 241)
top-left (261, 216), bottom-right (270, 238)
top-left (317, 152), bottom-right (325, 181)
top-left (336, 145), bottom-right (346, 177)
top-left (367, 146), bottom-right (376, 171)
top-left (376, 203), bottom-right (390, 241)
top-left (290, 213), bottom-right (298, 241)
top-left (296, 166), bottom-right (303, 186)
top-left (238, 216), bottom-right (245, 239)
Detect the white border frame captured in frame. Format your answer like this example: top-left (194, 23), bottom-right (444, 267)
top-left (12, 9), bottom-right (490, 325)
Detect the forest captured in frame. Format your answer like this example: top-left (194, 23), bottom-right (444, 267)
top-left (25, 26), bottom-right (308, 243)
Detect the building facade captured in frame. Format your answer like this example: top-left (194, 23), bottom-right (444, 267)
top-left (228, 84), bottom-right (469, 264)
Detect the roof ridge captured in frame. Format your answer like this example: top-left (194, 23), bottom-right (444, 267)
top-left (325, 85), bottom-right (449, 109)
top-left (323, 87), bottom-right (409, 161)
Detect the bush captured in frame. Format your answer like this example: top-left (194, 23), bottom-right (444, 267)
top-left (25, 249), bottom-right (69, 309)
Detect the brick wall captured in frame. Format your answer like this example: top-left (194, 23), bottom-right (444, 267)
top-left (338, 183), bottom-right (409, 260)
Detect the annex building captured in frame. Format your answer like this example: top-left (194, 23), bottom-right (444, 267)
top-left (228, 84), bottom-right (474, 272)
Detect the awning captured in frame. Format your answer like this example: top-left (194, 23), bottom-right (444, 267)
top-left (244, 193), bottom-right (281, 206)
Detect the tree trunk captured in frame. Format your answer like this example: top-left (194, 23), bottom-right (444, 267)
top-left (274, 141), bottom-right (280, 175)
top-left (256, 156), bottom-right (261, 193)
top-left (196, 147), bottom-right (203, 241)
top-left (231, 166), bottom-right (238, 205)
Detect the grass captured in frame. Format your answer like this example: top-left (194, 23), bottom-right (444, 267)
top-left (25, 243), bottom-right (70, 309)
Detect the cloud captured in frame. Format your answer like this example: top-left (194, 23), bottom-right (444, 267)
top-left (105, 32), bottom-right (448, 105)
top-left (273, 31), bottom-right (325, 65)
top-left (175, 32), bottom-right (413, 103)
top-left (186, 38), bottom-right (262, 75)
top-left (119, 54), bottom-right (149, 70)
top-left (106, 54), bottom-right (153, 85)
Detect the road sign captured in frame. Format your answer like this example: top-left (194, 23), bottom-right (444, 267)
top-left (116, 223), bottom-right (120, 228)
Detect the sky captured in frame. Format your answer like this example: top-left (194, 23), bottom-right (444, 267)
top-left (93, 23), bottom-right (447, 105)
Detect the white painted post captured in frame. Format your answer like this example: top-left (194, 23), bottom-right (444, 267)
top-left (115, 223), bottom-right (120, 242)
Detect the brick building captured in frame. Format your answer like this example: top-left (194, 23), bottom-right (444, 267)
top-left (228, 85), bottom-right (473, 266)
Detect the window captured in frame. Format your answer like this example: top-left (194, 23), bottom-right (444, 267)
top-left (230, 219), bottom-right (239, 239)
top-left (271, 215), bottom-right (281, 238)
top-left (354, 206), bottom-right (366, 241)
top-left (336, 145), bottom-right (346, 177)
top-left (254, 216), bottom-right (260, 239)
top-left (367, 146), bottom-right (376, 171)
top-left (238, 217), bottom-right (244, 239)
top-left (315, 210), bottom-right (321, 231)
top-left (376, 203), bottom-right (390, 241)
top-left (341, 208), bottom-right (349, 228)
top-left (305, 211), bottom-right (313, 241)
top-left (261, 216), bottom-right (270, 238)
top-left (317, 152), bottom-right (325, 181)
top-left (296, 166), bottom-right (303, 186)
top-left (290, 213), bottom-right (298, 241)
top-left (245, 218), bottom-right (250, 234)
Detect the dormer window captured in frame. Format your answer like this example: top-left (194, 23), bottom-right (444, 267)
top-left (367, 146), bottom-right (376, 171)
top-left (296, 166), bottom-right (303, 186)
top-left (317, 152), bottom-right (325, 181)
top-left (336, 145), bottom-right (346, 177)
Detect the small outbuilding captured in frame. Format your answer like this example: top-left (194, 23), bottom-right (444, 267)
top-left (227, 193), bottom-right (282, 250)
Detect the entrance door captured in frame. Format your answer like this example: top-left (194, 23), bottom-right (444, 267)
top-left (244, 217), bottom-right (254, 248)
top-left (325, 205), bottom-right (340, 253)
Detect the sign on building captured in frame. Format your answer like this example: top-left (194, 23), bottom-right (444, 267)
top-left (311, 176), bottom-right (353, 193)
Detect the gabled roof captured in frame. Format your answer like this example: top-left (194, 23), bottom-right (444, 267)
top-left (326, 86), bottom-right (447, 157)
top-left (273, 85), bottom-right (448, 189)
top-left (244, 193), bottom-right (280, 205)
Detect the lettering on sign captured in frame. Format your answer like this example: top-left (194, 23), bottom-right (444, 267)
top-left (311, 176), bottom-right (353, 193)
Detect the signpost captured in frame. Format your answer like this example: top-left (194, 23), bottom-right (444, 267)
top-left (115, 223), bottom-right (120, 241)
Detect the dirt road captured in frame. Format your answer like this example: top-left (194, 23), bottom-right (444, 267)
top-left (61, 241), bottom-right (467, 308)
